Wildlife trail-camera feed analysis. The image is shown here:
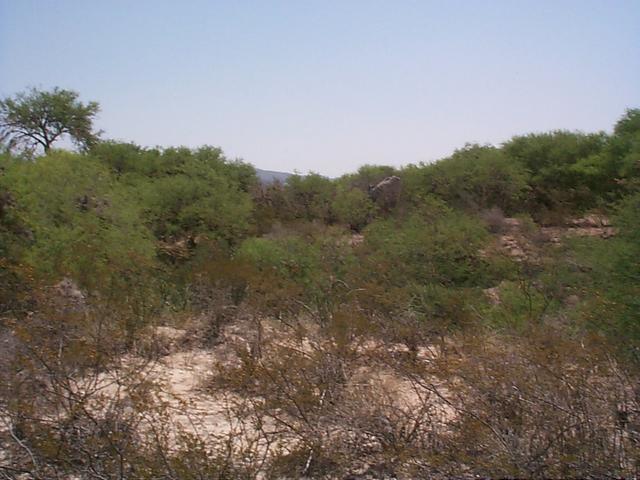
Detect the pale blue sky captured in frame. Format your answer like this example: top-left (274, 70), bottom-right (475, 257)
top-left (1, 1), bottom-right (639, 176)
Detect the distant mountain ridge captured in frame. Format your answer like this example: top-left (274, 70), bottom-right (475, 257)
top-left (255, 168), bottom-right (292, 184)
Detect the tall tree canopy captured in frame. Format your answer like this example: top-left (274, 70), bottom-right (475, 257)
top-left (0, 87), bottom-right (101, 153)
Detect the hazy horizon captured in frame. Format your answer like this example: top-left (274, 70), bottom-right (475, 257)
top-left (1, 0), bottom-right (639, 177)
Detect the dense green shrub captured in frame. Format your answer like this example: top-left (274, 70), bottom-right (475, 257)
top-left (0, 151), bottom-right (157, 289)
top-left (138, 147), bottom-right (255, 244)
top-left (362, 210), bottom-right (491, 288)
top-left (331, 186), bottom-right (377, 230)
top-left (283, 172), bottom-right (336, 222)
top-left (337, 164), bottom-right (397, 192)
top-left (403, 144), bottom-right (530, 214)
top-left (504, 131), bottom-right (607, 212)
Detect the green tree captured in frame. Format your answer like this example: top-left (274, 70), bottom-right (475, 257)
top-left (0, 87), bottom-right (101, 153)
top-left (408, 145), bottom-right (530, 213)
top-left (139, 147), bottom-right (255, 245)
top-left (565, 109), bottom-right (640, 201)
top-left (332, 186), bottom-right (377, 230)
top-left (610, 108), bottom-right (640, 186)
top-left (568, 192), bottom-right (640, 356)
top-left (91, 141), bottom-right (156, 177)
top-left (284, 173), bottom-right (335, 222)
top-left (338, 164), bottom-right (397, 192)
top-left (0, 151), bottom-right (156, 289)
top-left (614, 108), bottom-right (640, 139)
top-left (362, 209), bottom-right (491, 288)
top-left (503, 131), bottom-right (607, 212)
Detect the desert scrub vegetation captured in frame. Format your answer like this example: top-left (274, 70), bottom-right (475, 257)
top-left (1, 92), bottom-right (640, 478)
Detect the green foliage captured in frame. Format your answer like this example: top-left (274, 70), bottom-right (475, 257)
top-left (0, 87), bottom-right (100, 153)
top-left (362, 209), bottom-right (491, 288)
top-left (599, 194), bottom-right (639, 345)
top-left (611, 195), bottom-right (640, 342)
top-left (0, 154), bottom-right (23, 260)
top-left (406, 145), bottom-right (530, 213)
top-left (614, 108), bottom-right (640, 139)
top-left (284, 172), bottom-right (335, 222)
top-left (0, 153), bottom-right (32, 315)
top-left (0, 151), bottom-right (156, 290)
top-left (610, 108), bottom-right (640, 186)
top-left (126, 147), bottom-right (256, 244)
top-left (237, 236), bottom-right (322, 286)
top-left (143, 171), bottom-right (250, 242)
top-left (235, 225), bottom-right (361, 324)
top-left (91, 140), bottom-right (157, 177)
top-left (408, 283), bottom-right (479, 335)
top-left (552, 192), bottom-right (640, 358)
top-left (338, 164), bottom-right (397, 191)
top-left (481, 280), bottom-right (553, 331)
top-left (331, 186), bottom-right (377, 230)
top-left (504, 131), bottom-right (607, 212)
top-left (2, 91), bottom-right (640, 479)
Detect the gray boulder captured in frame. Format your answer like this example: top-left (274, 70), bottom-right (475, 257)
top-left (368, 176), bottom-right (401, 210)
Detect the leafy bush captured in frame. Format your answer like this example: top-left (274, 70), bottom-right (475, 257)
top-left (564, 192), bottom-right (640, 357)
top-left (283, 172), bottom-right (335, 222)
top-left (237, 236), bottom-right (321, 283)
top-left (136, 147), bottom-right (255, 244)
top-left (362, 210), bottom-right (491, 288)
top-left (331, 186), bottom-right (378, 230)
top-left (1, 151), bottom-right (157, 291)
top-left (504, 130), bottom-right (607, 212)
top-left (337, 163), bottom-right (397, 191)
top-left (404, 144), bottom-right (530, 214)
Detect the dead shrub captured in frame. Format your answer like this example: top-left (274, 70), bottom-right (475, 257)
top-left (403, 329), bottom-right (640, 479)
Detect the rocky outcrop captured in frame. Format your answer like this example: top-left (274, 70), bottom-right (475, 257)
top-left (481, 217), bottom-right (539, 263)
top-left (158, 235), bottom-right (203, 260)
top-left (571, 214), bottom-right (610, 228)
top-left (348, 233), bottom-right (365, 247)
top-left (484, 214), bottom-right (617, 263)
top-left (368, 176), bottom-right (401, 210)
top-left (498, 234), bottom-right (531, 261)
top-left (541, 215), bottom-right (617, 243)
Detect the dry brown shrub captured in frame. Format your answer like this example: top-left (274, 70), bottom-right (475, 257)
top-left (400, 328), bottom-right (640, 479)
top-left (0, 294), bottom-right (263, 479)
top-left (212, 322), bottom-right (456, 479)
